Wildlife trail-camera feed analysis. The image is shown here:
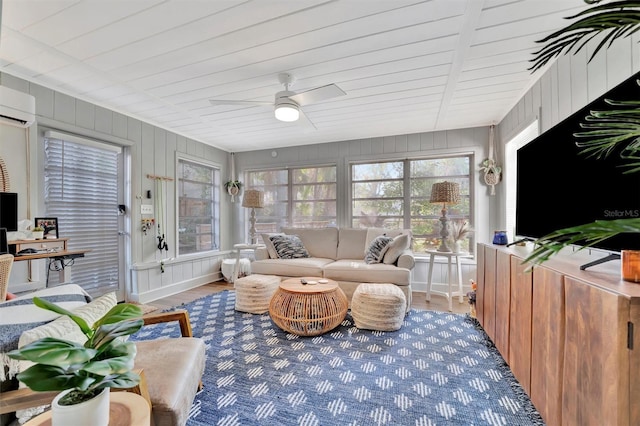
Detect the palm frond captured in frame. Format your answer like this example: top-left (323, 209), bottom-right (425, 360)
top-left (529, 1), bottom-right (640, 72)
top-left (571, 80), bottom-right (640, 172)
top-left (524, 218), bottom-right (640, 265)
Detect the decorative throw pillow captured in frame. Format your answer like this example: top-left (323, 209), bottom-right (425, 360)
top-left (383, 233), bottom-right (411, 265)
top-left (269, 234), bottom-right (310, 259)
top-left (261, 233), bottom-right (283, 259)
top-left (364, 235), bottom-right (393, 264)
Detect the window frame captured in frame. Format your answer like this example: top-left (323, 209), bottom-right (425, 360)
top-left (245, 164), bottom-right (338, 232)
top-left (176, 154), bottom-right (221, 256)
top-left (349, 154), bottom-right (473, 253)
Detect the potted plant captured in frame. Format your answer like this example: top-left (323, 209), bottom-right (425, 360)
top-left (8, 297), bottom-right (143, 426)
top-left (224, 180), bottom-right (243, 202)
top-left (31, 226), bottom-right (44, 240)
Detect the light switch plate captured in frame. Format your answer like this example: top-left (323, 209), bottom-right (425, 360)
top-left (141, 204), bottom-right (153, 215)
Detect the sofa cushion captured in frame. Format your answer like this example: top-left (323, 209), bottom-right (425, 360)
top-left (383, 233), bottom-right (411, 264)
top-left (269, 234), bottom-right (310, 259)
top-left (282, 227), bottom-right (338, 259)
top-left (323, 260), bottom-right (411, 285)
top-left (19, 292), bottom-right (117, 349)
top-left (364, 235), bottom-right (393, 264)
top-left (336, 228), bottom-right (368, 259)
top-left (364, 228), bottom-right (411, 250)
top-left (251, 258), bottom-right (334, 277)
top-left (261, 232), bottom-right (283, 259)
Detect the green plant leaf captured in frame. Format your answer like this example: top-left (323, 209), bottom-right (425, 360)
top-left (93, 303), bottom-right (143, 328)
top-left (81, 355), bottom-right (135, 376)
top-left (524, 218), bottom-right (640, 265)
top-left (33, 297), bottom-right (92, 336)
top-left (16, 364), bottom-right (95, 392)
top-left (529, 1), bottom-right (640, 72)
top-left (92, 371), bottom-right (141, 390)
top-left (88, 318), bottom-right (144, 350)
top-left (8, 337), bottom-right (97, 366)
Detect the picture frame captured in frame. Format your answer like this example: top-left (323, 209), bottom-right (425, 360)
top-left (35, 217), bottom-right (59, 239)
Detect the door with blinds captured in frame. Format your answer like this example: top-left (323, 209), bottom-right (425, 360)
top-left (43, 132), bottom-right (126, 300)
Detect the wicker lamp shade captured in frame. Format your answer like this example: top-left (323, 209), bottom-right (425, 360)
top-left (429, 181), bottom-right (460, 204)
top-left (242, 189), bottom-right (264, 208)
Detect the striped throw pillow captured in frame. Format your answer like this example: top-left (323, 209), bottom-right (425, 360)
top-left (364, 235), bottom-right (393, 264)
top-left (269, 234), bottom-right (310, 259)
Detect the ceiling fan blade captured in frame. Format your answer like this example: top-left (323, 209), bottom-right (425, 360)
top-left (209, 100), bottom-right (273, 106)
top-left (289, 83), bottom-right (346, 106)
top-left (298, 109), bottom-right (317, 131)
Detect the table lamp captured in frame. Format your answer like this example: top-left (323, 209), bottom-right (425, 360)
top-left (242, 189), bottom-right (264, 244)
top-left (430, 181), bottom-right (460, 252)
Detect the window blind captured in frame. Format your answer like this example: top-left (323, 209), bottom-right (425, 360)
top-left (44, 137), bottom-right (120, 296)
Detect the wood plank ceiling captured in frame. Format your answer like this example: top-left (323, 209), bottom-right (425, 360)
top-left (0, 0), bottom-right (585, 152)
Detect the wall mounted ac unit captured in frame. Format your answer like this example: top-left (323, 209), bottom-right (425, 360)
top-left (0, 86), bottom-right (36, 128)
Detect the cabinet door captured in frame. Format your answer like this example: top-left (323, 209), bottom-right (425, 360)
top-left (494, 250), bottom-right (511, 359)
top-left (562, 277), bottom-right (629, 426)
top-left (509, 255), bottom-right (533, 394)
top-left (483, 246), bottom-right (497, 341)
top-left (476, 243), bottom-right (486, 326)
top-left (530, 266), bottom-right (564, 426)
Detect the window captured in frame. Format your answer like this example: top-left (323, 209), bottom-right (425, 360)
top-left (351, 156), bottom-right (471, 252)
top-left (246, 166), bottom-right (337, 233)
top-left (177, 158), bottom-right (220, 254)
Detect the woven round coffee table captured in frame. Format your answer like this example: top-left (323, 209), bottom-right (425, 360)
top-left (269, 277), bottom-right (348, 336)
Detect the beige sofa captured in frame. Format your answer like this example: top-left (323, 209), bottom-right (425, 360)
top-left (251, 227), bottom-right (414, 310)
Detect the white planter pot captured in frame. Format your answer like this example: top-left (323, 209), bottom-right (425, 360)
top-left (32, 231), bottom-right (44, 240)
top-left (52, 388), bottom-right (110, 426)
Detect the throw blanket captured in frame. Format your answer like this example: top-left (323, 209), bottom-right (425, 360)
top-left (0, 284), bottom-right (91, 381)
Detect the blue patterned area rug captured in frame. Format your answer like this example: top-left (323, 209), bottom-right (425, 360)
top-left (132, 290), bottom-right (543, 426)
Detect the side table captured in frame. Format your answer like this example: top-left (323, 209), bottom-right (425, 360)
top-left (23, 391), bottom-right (150, 426)
top-left (425, 249), bottom-right (473, 312)
top-left (232, 243), bottom-right (264, 283)
top-left (269, 277), bottom-right (348, 336)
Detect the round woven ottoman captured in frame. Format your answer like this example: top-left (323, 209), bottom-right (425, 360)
top-left (234, 274), bottom-right (281, 314)
top-left (269, 277), bottom-right (348, 336)
top-left (351, 283), bottom-right (407, 331)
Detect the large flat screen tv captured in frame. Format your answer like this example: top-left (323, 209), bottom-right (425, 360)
top-left (516, 71), bottom-right (640, 253)
top-left (0, 192), bottom-right (18, 232)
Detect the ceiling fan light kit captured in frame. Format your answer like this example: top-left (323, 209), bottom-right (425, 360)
top-left (274, 91), bottom-right (300, 122)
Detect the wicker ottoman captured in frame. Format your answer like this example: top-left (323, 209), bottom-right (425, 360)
top-left (351, 283), bottom-right (407, 331)
top-left (234, 274), bottom-right (281, 314)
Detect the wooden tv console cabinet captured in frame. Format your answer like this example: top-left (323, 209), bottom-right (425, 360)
top-left (476, 243), bottom-right (640, 426)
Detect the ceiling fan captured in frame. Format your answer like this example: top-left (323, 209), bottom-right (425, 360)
top-left (209, 73), bottom-right (346, 127)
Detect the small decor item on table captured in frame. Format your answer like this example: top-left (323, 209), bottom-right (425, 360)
top-left (31, 226), bottom-right (44, 240)
top-left (8, 297), bottom-right (143, 426)
top-left (622, 250), bottom-right (640, 283)
top-left (34, 217), bottom-right (59, 239)
top-left (467, 279), bottom-right (477, 318)
top-left (493, 230), bottom-right (508, 245)
top-left (448, 220), bottom-right (473, 253)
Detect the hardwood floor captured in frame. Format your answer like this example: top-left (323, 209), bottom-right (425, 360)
top-left (147, 280), bottom-right (471, 315)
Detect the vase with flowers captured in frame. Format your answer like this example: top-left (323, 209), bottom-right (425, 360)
top-left (448, 220), bottom-right (473, 253)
